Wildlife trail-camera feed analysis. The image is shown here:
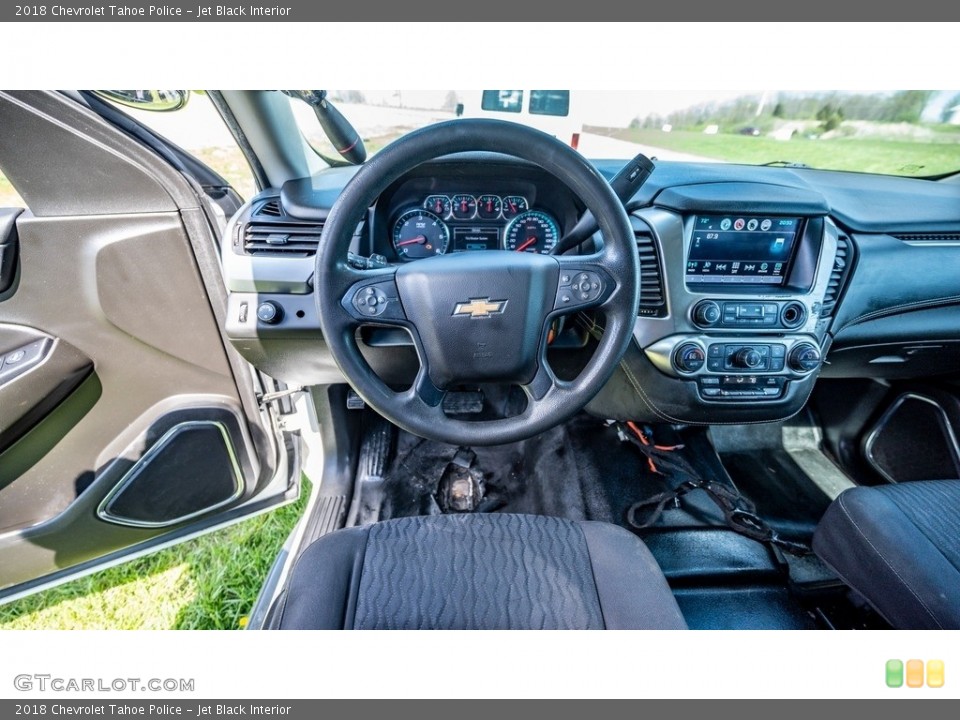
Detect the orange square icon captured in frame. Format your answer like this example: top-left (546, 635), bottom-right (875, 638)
top-left (927, 660), bottom-right (944, 688)
top-left (906, 659), bottom-right (924, 688)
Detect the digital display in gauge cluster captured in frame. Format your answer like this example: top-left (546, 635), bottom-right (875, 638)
top-left (391, 194), bottom-right (558, 259)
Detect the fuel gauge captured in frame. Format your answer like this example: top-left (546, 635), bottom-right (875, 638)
top-left (423, 195), bottom-right (451, 218)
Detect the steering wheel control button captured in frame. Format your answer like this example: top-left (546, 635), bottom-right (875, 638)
top-left (350, 284), bottom-right (395, 318)
top-left (692, 300), bottom-right (722, 327)
top-left (556, 269), bottom-right (604, 309)
top-left (674, 343), bottom-right (706, 373)
top-left (256, 301), bottom-right (283, 324)
top-left (789, 343), bottom-right (822, 373)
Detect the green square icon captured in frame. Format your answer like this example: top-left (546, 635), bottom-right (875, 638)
top-left (887, 659), bottom-right (904, 688)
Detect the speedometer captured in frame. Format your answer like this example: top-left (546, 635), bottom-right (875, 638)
top-left (392, 209), bottom-right (450, 260)
top-left (503, 210), bottom-right (559, 254)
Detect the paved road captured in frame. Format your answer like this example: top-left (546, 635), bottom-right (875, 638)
top-left (577, 132), bottom-right (717, 163)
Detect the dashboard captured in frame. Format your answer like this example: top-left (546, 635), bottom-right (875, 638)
top-left (219, 155), bottom-right (960, 426)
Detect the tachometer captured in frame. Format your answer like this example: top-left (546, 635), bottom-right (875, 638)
top-left (392, 209), bottom-right (450, 260)
top-left (503, 210), bottom-right (559, 254)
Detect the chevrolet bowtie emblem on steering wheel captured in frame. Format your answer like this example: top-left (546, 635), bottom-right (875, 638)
top-left (453, 298), bottom-right (507, 318)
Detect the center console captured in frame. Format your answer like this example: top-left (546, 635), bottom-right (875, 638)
top-left (587, 191), bottom-right (842, 425)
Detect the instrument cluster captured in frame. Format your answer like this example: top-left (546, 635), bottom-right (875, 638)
top-left (391, 193), bottom-right (561, 260)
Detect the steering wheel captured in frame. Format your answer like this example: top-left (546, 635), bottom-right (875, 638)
top-left (316, 119), bottom-right (639, 446)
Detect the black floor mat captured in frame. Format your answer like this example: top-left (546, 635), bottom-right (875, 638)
top-left (720, 448), bottom-right (832, 539)
top-left (366, 413), bottom-right (855, 630)
top-left (674, 585), bottom-right (818, 630)
top-left (379, 415), bottom-right (732, 530)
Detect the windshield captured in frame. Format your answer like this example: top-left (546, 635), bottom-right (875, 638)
top-left (291, 90), bottom-right (960, 177)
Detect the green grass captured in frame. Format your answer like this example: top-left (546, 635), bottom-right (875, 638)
top-left (596, 127), bottom-right (960, 177)
top-left (0, 480), bottom-right (308, 630)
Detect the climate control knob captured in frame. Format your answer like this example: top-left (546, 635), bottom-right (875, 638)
top-left (734, 347), bottom-right (763, 369)
top-left (692, 300), bottom-right (722, 327)
top-left (674, 343), bottom-right (706, 374)
top-left (789, 343), bottom-right (821, 373)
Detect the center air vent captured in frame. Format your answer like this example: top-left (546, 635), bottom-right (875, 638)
top-left (240, 199), bottom-right (324, 257)
top-left (821, 234), bottom-right (852, 317)
top-left (635, 230), bottom-right (666, 318)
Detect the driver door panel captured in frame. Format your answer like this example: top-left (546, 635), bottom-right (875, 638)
top-left (0, 91), bottom-right (294, 600)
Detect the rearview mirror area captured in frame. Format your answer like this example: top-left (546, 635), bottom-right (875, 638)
top-left (93, 90), bottom-right (190, 112)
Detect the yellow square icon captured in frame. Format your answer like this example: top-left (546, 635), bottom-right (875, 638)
top-left (906, 659), bottom-right (924, 688)
top-left (927, 660), bottom-right (944, 688)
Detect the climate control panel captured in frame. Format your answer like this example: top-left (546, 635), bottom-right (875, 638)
top-left (646, 334), bottom-right (823, 404)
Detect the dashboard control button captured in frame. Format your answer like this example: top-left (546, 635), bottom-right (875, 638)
top-left (693, 300), bottom-right (722, 327)
top-left (707, 357), bottom-right (723, 371)
top-left (789, 343), bottom-right (821, 373)
top-left (708, 344), bottom-right (723, 358)
top-left (771, 344), bottom-right (786, 358)
top-left (769, 358), bottom-right (785, 372)
top-left (674, 343), bottom-right (706, 373)
top-left (734, 347), bottom-right (763, 369)
top-left (257, 301), bottom-right (283, 324)
top-left (780, 302), bottom-right (807, 329)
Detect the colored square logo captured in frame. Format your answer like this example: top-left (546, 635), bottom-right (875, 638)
top-left (889, 659), bottom-right (945, 688)
top-left (886, 659), bottom-right (904, 688)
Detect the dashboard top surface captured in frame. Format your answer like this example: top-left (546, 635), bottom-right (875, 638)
top-left (279, 155), bottom-right (960, 235)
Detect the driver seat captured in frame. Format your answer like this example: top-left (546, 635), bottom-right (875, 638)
top-left (269, 513), bottom-right (687, 630)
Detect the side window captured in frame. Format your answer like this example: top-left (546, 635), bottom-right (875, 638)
top-left (529, 90), bottom-right (570, 117)
top-left (0, 167), bottom-right (26, 208)
top-left (481, 90), bottom-right (523, 114)
top-left (101, 91), bottom-right (257, 201)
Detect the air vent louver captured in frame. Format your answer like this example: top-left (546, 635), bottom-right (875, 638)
top-left (821, 234), bottom-right (851, 317)
top-left (241, 199), bottom-right (323, 257)
top-left (635, 231), bottom-right (666, 318)
top-left (892, 232), bottom-right (960, 244)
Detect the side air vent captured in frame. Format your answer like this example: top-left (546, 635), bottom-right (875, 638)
top-left (256, 199), bottom-right (283, 218)
top-left (241, 199), bottom-right (324, 257)
top-left (892, 232), bottom-right (960, 244)
top-left (635, 230), bottom-right (666, 318)
top-left (821, 234), bottom-right (852, 317)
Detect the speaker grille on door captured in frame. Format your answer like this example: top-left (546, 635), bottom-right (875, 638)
top-left (98, 421), bottom-right (244, 527)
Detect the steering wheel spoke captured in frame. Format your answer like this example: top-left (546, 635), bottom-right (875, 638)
top-left (411, 368), bottom-right (446, 408)
top-left (521, 361), bottom-right (556, 403)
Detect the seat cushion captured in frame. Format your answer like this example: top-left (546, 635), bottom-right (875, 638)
top-left (813, 480), bottom-right (960, 629)
top-left (275, 513), bottom-right (687, 630)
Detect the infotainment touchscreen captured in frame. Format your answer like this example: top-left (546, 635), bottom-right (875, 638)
top-left (686, 215), bottom-right (802, 285)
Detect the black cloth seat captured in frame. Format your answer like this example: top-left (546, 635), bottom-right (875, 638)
top-left (272, 513), bottom-right (687, 630)
top-left (813, 480), bottom-right (960, 629)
